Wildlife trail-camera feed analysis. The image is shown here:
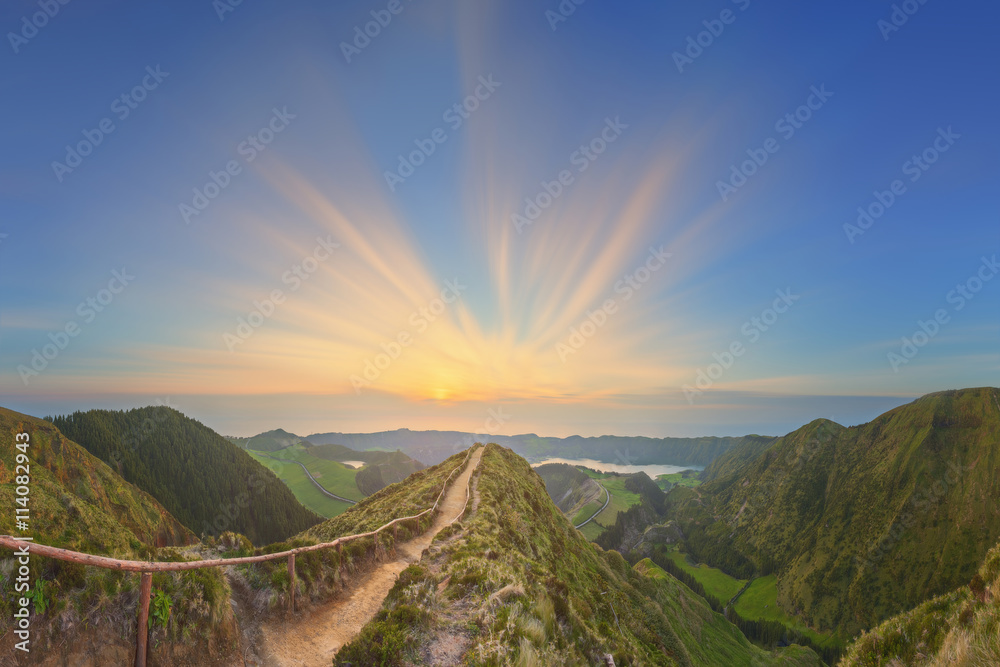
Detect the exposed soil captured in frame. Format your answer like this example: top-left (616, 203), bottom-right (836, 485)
top-left (252, 448), bottom-right (483, 667)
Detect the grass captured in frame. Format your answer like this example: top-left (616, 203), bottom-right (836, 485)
top-left (267, 443), bottom-right (366, 500)
top-left (571, 498), bottom-right (604, 526)
top-left (840, 538), bottom-right (1000, 666)
top-left (576, 470), bottom-right (642, 532)
top-left (304, 448), bottom-right (474, 541)
top-left (733, 575), bottom-right (838, 649)
top-left (656, 472), bottom-right (702, 490)
top-left (246, 450), bottom-right (353, 518)
top-left (578, 521), bottom-right (604, 542)
top-left (666, 549), bottom-right (747, 603)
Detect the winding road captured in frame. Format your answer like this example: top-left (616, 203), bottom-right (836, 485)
top-left (575, 481), bottom-right (610, 529)
top-left (259, 453), bottom-right (358, 505)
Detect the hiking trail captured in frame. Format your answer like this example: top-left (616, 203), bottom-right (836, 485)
top-left (254, 447), bottom-right (483, 666)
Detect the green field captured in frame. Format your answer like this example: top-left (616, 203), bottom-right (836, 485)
top-left (247, 449), bottom-right (355, 518)
top-left (577, 470), bottom-right (642, 526)
top-left (655, 472), bottom-right (702, 490)
top-left (733, 575), bottom-right (838, 648)
top-left (667, 549), bottom-right (747, 603)
top-left (566, 470), bottom-right (646, 541)
top-left (571, 498), bottom-right (604, 526)
top-left (270, 444), bottom-right (366, 501)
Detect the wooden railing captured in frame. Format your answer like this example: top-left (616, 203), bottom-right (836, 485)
top-left (0, 445), bottom-right (479, 667)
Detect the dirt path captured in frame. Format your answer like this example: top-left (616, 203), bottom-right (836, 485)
top-left (257, 448), bottom-right (483, 667)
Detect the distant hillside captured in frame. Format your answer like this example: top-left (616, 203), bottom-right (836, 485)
top-left (666, 387), bottom-right (1000, 638)
top-left (227, 428), bottom-right (308, 452)
top-left (232, 432), bottom-right (427, 498)
top-left (353, 450), bottom-right (425, 496)
top-left (535, 462), bottom-right (602, 513)
top-left (0, 407), bottom-right (193, 552)
top-left (336, 444), bottom-right (823, 666)
top-left (699, 434), bottom-right (778, 483)
top-left (307, 428), bottom-right (770, 467)
top-left (50, 407), bottom-right (323, 545)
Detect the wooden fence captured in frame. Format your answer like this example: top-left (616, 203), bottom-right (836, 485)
top-left (0, 446), bottom-right (478, 667)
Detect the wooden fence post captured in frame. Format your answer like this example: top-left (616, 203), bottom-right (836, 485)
top-left (135, 572), bottom-right (152, 667)
top-left (287, 554), bottom-right (296, 612)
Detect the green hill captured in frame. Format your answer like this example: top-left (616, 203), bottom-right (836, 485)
top-left (0, 407), bottom-right (193, 552)
top-left (666, 388), bottom-right (1000, 641)
top-left (335, 444), bottom-right (823, 666)
top-left (50, 407), bottom-right (323, 546)
top-left (227, 427), bottom-right (308, 452)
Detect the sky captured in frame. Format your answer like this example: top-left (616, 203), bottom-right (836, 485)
top-left (0, 0), bottom-right (997, 439)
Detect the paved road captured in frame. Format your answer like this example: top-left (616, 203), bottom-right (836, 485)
top-left (259, 453), bottom-right (357, 505)
top-left (575, 482), bottom-right (610, 529)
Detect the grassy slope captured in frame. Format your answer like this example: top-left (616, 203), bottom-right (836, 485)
top-left (0, 408), bottom-right (236, 663)
top-left (840, 539), bottom-right (1000, 666)
top-left (336, 444), bottom-right (823, 666)
top-left (0, 407), bottom-right (193, 552)
top-left (671, 388), bottom-right (1000, 639)
top-left (246, 450), bottom-right (353, 518)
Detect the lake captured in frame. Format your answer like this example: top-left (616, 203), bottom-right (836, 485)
top-left (340, 460), bottom-right (366, 469)
top-left (531, 457), bottom-right (702, 479)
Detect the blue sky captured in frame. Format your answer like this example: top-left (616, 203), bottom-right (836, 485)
top-left (0, 0), bottom-right (996, 438)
